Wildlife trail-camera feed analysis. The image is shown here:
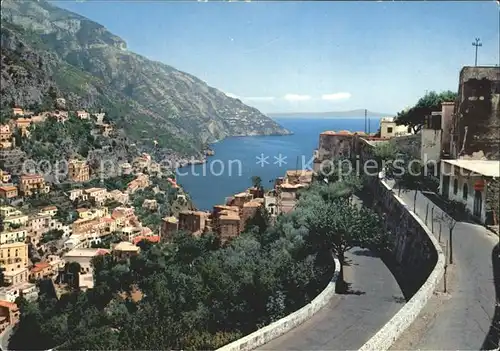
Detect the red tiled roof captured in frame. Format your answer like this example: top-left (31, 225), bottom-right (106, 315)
top-left (21, 174), bottom-right (43, 179)
top-left (0, 300), bottom-right (18, 310)
top-left (42, 206), bottom-right (57, 211)
top-left (132, 235), bottom-right (160, 245)
top-left (0, 185), bottom-right (17, 192)
top-left (30, 262), bottom-right (51, 273)
top-left (96, 249), bottom-right (110, 256)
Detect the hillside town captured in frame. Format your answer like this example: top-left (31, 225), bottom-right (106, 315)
top-left (1, 65), bottom-right (499, 346)
top-left (0, 103), bottom-right (200, 331)
top-left (0, 95), bottom-right (315, 335)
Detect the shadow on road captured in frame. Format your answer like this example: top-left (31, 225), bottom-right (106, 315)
top-left (481, 242), bottom-right (500, 350)
top-left (351, 249), bottom-right (380, 258)
top-left (343, 282), bottom-right (366, 296)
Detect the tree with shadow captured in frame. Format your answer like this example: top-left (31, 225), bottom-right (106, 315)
top-left (304, 192), bottom-right (383, 293)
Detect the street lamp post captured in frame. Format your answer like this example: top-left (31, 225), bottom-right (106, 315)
top-left (472, 38), bottom-right (482, 66)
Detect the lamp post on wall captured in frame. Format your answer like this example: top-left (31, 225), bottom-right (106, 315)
top-left (472, 38), bottom-right (482, 66)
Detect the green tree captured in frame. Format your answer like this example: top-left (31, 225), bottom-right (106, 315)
top-left (396, 90), bottom-right (457, 133)
top-left (40, 229), bottom-right (64, 244)
top-left (305, 196), bottom-right (382, 292)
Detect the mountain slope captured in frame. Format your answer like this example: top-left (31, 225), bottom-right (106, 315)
top-left (0, 0), bottom-right (290, 155)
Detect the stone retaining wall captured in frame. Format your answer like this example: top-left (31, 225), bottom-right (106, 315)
top-left (393, 134), bottom-right (421, 160)
top-left (216, 257), bottom-right (341, 351)
top-left (358, 179), bottom-right (445, 351)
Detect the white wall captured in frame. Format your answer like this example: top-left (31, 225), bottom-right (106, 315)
top-left (440, 164), bottom-right (487, 223)
top-left (421, 129), bottom-right (442, 164)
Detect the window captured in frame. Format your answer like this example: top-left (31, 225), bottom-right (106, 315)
top-left (463, 183), bottom-right (468, 200)
top-left (453, 179), bottom-right (458, 195)
top-left (387, 127), bottom-right (393, 133)
top-left (407, 127), bottom-right (412, 133)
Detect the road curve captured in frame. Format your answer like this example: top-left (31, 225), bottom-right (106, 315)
top-left (391, 189), bottom-right (498, 350)
top-left (257, 247), bottom-right (405, 350)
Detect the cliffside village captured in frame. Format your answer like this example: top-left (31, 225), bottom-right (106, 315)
top-left (0, 101), bottom-right (316, 333)
top-left (0, 65), bottom-right (498, 334)
top-left (0, 103), bottom-right (183, 332)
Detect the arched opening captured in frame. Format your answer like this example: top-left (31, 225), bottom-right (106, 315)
top-left (453, 178), bottom-right (458, 195)
top-left (462, 183), bottom-right (468, 200)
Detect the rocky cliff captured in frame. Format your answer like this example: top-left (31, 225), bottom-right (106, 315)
top-left (0, 0), bottom-right (290, 155)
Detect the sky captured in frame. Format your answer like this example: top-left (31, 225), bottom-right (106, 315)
top-left (53, 1), bottom-right (499, 114)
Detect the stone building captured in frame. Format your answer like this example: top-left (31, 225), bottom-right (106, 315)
top-left (231, 192), bottom-right (253, 208)
top-left (178, 211), bottom-right (209, 236)
top-left (19, 174), bottom-right (49, 196)
top-left (315, 131), bottom-right (354, 165)
top-left (68, 159), bottom-right (90, 183)
top-left (0, 242), bottom-right (29, 285)
top-left (161, 216), bottom-right (178, 240)
top-left (451, 66), bottom-right (500, 160)
top-left (0, 124), bottom-right (12, 143)
top-left (112, 241), bottom-right (140, 260)
top-left (218, 210), bottom-right (240, 242)
top-left (30, 262), bottom-right (53, 281)
top-left (240, 200), bottom-right (262, 231)
top-left (285, 169), bottom-right (314, 185)
top-left (0, 185), bottom-right (18, 201)
top-left (84, 187), bottom-right (108, 206)
top-left (0, 300), bottom-right (19, 333)
top-left (379, 117), bottom-right (413, 138)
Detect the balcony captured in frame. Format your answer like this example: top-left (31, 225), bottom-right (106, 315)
top-left (0, 257), bottom-right (22, 265)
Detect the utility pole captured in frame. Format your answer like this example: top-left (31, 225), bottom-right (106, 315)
top-left (364, 109), bottom-right (367, 134)
top-left (472, 37), bottom-right (482, 66)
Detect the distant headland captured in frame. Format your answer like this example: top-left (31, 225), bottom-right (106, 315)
top-left (268, 109), bottom-right (393, 118)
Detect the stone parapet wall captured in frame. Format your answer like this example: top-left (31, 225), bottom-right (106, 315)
top-left (486, 179), bottom-right (500, 227)
top-left (216, 257), bottom-right (341, 351)
top-left (359, 179), bottom-right (445, 351)
top-left (393, 134), bottom-right (421, 160)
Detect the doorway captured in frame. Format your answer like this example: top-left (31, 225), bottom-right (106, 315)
top-left (442, 176), bottom-right (450, 198)
top-left (473, 190), bottom-right (482, 218)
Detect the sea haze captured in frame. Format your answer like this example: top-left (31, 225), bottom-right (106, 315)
top-left (176, 116), bottom-right (381, 211)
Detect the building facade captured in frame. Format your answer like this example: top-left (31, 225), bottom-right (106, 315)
top-left (68, 159), bottom-right (90, 183)
top-left (451, 66), bottom-right (500, 159)
top-left (19, 174), bottom-right (49, 196)
top-left (440, 159), bottom-right (500, 225)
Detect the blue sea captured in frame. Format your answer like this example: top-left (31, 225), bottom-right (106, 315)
top-left (176, 117), bottom-right (381, 211)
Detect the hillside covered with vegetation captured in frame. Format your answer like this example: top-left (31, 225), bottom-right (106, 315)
top-left (0, 0), bottom-right (290, 156)
top-left (8, 177), bottom-right (385, 350)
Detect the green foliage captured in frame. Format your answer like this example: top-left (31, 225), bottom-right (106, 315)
top-left (91, 233), bottom-right (122, 249)
top-left (0, 108), bottom-right (14, 124)
top-left (251, 175), bottom-right (262, 189)
top-left (20, 113), bottom-right (97, 162)
top-left (85, 174), bottom-right (136, 192)
top-left (40, 229), bottom-right (64, 244)
top-left (9, 177), bottom-right (386, 350)
top-left (395, 90), bottom-right (457, 133)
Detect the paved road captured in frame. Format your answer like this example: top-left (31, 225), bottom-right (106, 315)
top-left (258, 247), bottom-right (404, 350)
top-left (391, 184), bottom-right (498, 350)
top-left (0, 325), bottom-right (13, 351)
